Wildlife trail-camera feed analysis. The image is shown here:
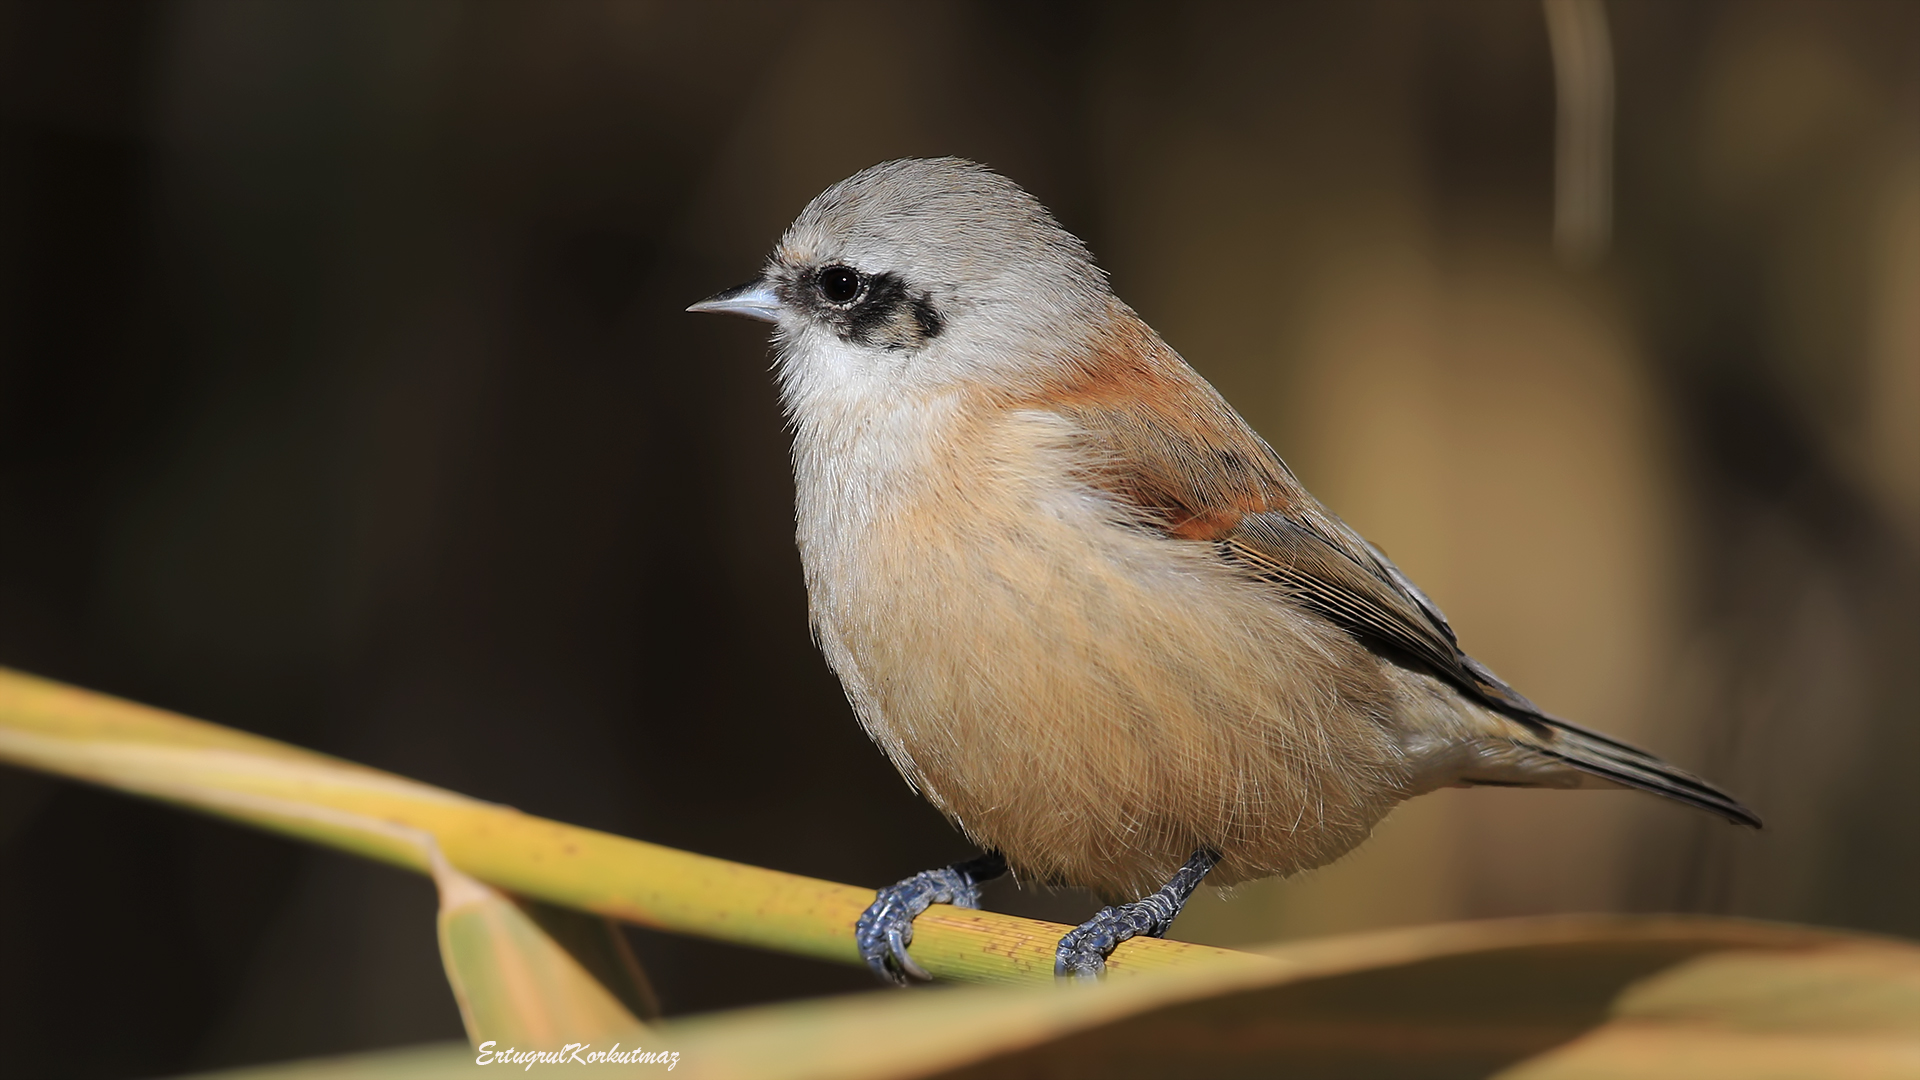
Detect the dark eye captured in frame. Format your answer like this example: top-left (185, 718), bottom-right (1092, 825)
top-left (817, 265), bottom-right (862, 305)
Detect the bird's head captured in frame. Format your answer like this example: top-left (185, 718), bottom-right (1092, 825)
top-left (690, 157), bottom-right (1113, 404)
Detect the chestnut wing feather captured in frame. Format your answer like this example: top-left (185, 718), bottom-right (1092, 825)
top-left (1046, 314), bottom-right (1545, 722)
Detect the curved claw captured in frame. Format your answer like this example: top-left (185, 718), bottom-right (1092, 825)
top-left (886, 921), bottom-right (930, 982)
top-left (854, 864), bottom-right (988, 985)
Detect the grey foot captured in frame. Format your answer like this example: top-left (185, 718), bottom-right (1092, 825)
top-left (856, 851), bottom-right (1007, 986)
top-left (1055, 848), bottom-right (1220, 982)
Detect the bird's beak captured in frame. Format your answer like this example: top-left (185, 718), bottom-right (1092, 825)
top-left (686, 278), bottom-right (784, 323)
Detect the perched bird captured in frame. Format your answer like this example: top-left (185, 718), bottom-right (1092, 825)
top-left (689, 157), bottom-right (1758, 983)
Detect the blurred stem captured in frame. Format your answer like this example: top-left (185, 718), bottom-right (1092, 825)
top-left (0, 667), bottom-right (1256, 986)
top-left (1544, 0), bottom-right (1613, 265)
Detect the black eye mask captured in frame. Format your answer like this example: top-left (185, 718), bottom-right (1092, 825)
top-left (783, 268), bottom-right (945, 352)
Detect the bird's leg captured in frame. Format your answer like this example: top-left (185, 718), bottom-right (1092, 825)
top-left (855, 850), bottom-right (1008, 986)
top-left (1055, 848), bottom-right (1220, 982)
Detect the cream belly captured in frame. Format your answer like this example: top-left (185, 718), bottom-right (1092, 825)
top-left (793, 397), bottom-right (1417, 899)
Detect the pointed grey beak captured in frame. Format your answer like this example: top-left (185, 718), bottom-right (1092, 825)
top-left (686, 279), bottom-right (784, 323)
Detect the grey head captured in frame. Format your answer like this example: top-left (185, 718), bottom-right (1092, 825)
top-left (690, 158), bottom-right (1113, 393)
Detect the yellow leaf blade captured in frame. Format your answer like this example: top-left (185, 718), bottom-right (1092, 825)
top-left (435, 865), bottom-right (651, 1047)
top-left (0, 665), bottom-right (1246, 984)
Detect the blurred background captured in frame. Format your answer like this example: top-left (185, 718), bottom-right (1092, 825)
top-left (1, 0), bottom-right (1916, 1075)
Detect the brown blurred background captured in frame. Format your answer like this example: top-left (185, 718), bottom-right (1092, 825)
top-left (0, 1), bottom-right (1916, 1075)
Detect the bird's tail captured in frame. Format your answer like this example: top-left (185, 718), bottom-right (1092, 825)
top-left (1516, 715), bottom-right (1762, 829)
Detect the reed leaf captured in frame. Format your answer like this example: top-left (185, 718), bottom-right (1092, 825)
top-left (15, 668), bottom-right (1910, 1077)
top-left (434, 849), bottom-right (657, 1046)
top-left (0, 666), bottom-right (1246, 985)
top-left (172, 916), bottom-right (1920, 1079)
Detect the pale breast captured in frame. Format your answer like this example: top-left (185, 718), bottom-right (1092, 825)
top-left (792, 396), bottom-right (1413, 898)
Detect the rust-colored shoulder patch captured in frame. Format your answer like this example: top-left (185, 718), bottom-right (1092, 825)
top-left (1012, 304), bottom-right (1303, 540)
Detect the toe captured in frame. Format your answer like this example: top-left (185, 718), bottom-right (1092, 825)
top-left (856, 888), bottom-right (920, 984)
top-left (1054, 919), bottom-right (1118, 981)
top-left (854, 861), bottom-right (1001, 986)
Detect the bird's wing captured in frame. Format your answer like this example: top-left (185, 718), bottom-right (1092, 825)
top-left (1046, 313), bottom-right (1539, 717)
top-left (1045, 306), bottom-right (1669, 734)
top-left (1041, 310), bottom-right (1760, 828)
top-left (1217, 500), bottom-right (1624, 725)
top-left (1214, 509), bottom-right (1530, 711)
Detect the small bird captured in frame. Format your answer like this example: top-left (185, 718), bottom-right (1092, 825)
top-left (690, 157), bottom-right (1758, 983)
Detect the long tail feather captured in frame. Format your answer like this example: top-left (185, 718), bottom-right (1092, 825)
top-left (1527, 717), bottom-right (1762, 829)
